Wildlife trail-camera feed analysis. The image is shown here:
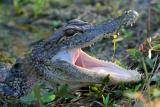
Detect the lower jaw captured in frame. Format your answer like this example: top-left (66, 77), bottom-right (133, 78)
top-left (71, 48), bottom-right (141, 83)
top-left (52, 48), bottom-right (141, 84)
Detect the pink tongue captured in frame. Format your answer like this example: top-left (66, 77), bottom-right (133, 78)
top-left (72, 48), bottom-right (81, 64)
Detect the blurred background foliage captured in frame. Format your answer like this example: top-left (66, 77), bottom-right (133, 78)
top-left (0, 0), bottom-right (160, 106)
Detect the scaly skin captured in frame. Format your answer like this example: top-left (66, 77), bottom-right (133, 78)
top-left (0, 10), bottom-right (141, 100)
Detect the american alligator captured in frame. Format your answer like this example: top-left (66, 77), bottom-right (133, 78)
top-left (0, 10), bottom-right (141, 100)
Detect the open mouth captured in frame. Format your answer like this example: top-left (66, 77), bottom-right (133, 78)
top-left (52, 48), bottom-right (141, 83)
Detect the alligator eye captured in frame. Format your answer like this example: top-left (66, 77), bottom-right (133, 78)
top-left (64, 26), bottom-right (82, 37)
top-left (64, 29), bottom-right (76, 36)
top-left (14, 63), bottom-right (21, 69)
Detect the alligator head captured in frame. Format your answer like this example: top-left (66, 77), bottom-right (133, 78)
top-left (30, 10), bottom-right (141, 90)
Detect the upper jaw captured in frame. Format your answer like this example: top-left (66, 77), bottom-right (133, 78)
top-left (60, 10), bottom-right (139, 49)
